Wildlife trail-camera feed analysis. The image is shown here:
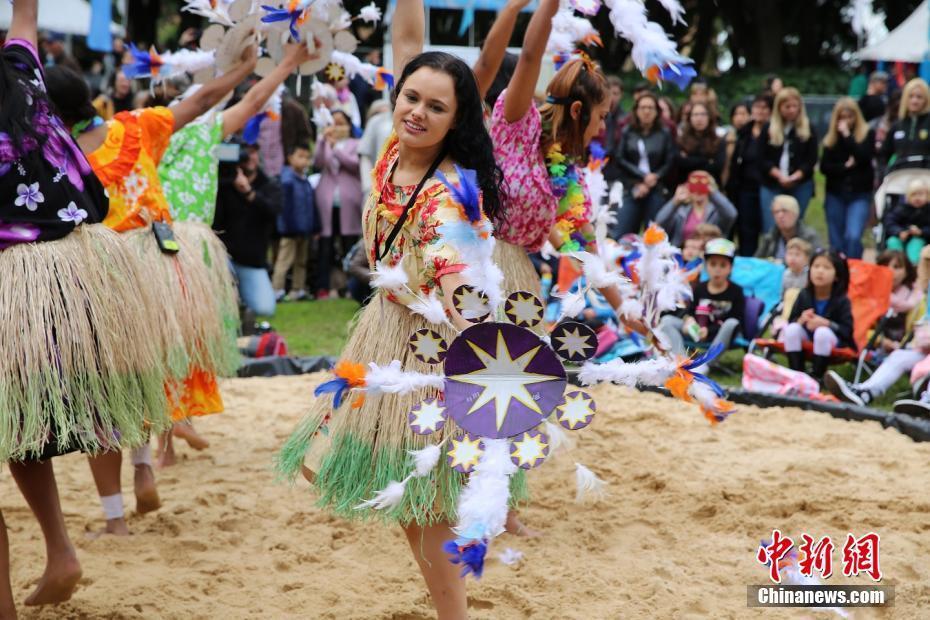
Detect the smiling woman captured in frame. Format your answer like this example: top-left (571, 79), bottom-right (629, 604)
top-left (276, 1), bottom-right (511, 617)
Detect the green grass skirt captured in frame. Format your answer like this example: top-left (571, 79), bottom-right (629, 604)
top-left (277, 297), bottom-right (528, 526)
top-left (0, 225), bottom-right (175, 461)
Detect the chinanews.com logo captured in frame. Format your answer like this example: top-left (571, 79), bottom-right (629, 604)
top-left (748, 529), bottom-right (894, 609)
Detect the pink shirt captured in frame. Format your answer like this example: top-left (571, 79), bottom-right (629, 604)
top-left (490, 92), bottom-right (563, 251)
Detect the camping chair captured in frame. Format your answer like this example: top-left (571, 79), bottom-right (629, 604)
top-left (749, 260), bottom-right (894, 373)
top-left (853, 295), bottom-right (929, 384)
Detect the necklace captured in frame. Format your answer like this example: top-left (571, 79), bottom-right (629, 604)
top-left (545, 141), bottom-right (593, 253)
top-left (71, 116), bottom-right (104, 139)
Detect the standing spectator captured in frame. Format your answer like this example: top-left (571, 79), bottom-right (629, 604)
top-left (763, 74), bottom-right (784, 98)
top-left (781, 250), bottom-right (854, 380)
top-left (92, 69), bottom-right (134, 120)
top-left (820, 98), bottom-right (875, 259)
top-left (331, 77), bottom-right (362, 130)
top-left (657, 96), bottom-right (678, 140)
top-left (358, 100), bottom-right (393, 195)
top-left (314, 110), bottom-right (363, 299)
top-left (675, 102), bottom-right (726, 186)
top-left (276, 94), bottom-right (313, 177)
top-left (604, 75), bottom-right (624, 148)
top-left (40, 31), bottom-right (80, 72)
top-left (655, 171), bottom-right (737, 247)
top-left (878, 78), bottom-right (930, 178)
top-left (872, 88), bottom-right (901, 154)
top-left (728, 94), bottom-right (772, 256)
top-left (721, 102), bottom-right (750, 187)
top-left (759, 87), bottom-right (818, 231)
top-left (756, 195), bottom-right (823, 261)
top-left (858, 70), bottom-right (889, 122)
top-left (885, 178), bottom-right (930, 265)
top-left (214, 150), bottom-right (282, 317)
top-left (606, 92), bottom-right (674, 237)
top-left (271, 145), bottom-right (317, 301)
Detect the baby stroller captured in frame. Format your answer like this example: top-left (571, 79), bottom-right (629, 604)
top-left (874, 164), bottom-right (930, 247)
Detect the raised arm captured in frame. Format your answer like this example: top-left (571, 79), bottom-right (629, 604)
top-left (9, 0), bottom-right (38, 48)
top-left (503, 0), bottom-right (558, 123)
top-left (392, 0), bottom-right (425, 78)
top-left (472, 0), bottom-right (530, 99)
top-left (170, 44), bottom-right (258, 132)
top-left (222, 43), bottom-right (313, 136)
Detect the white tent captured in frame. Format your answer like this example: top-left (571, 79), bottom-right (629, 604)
top-left (0, 0), bottom-right (124, 37)
top-left (858, 1), bottom-right (928, 63)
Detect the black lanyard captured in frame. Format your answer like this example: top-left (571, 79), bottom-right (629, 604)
top-left (374, 149), bottom-right (446, 262)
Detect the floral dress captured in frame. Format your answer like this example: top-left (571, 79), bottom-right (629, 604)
top-left (88, 107), bottom-right (175, 232)
top-left (159, 111), bottom-right (226, 224)
top-left (0, 39), bottom-right (108, 242)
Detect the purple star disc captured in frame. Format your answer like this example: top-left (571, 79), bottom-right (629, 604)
top-left (443, 322), bottom-right (566, 439)
top-left (509, 430), bottom-right (550, 469)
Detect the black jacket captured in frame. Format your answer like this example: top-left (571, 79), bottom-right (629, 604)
top-left (213, 170), bottom-right (281, 268)
top-left (884, 201), bottom-right (930, 239)
top-left (819, 130), bottom-right (876, 195)
top-left (605, 125), bottom-right (674, 186)
top-left (759, 123), bottom-right (819, 189)
top-left (877, 113), bottom-right (930, 176)
top-left (788, 289), bottom-right (855, 350)
top-left (674, 137), bottom-right (726, 186)
top-left (728, 123), bottom-right (767, 194)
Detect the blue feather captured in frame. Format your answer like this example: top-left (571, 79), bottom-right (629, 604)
top-left (659, 63), bottom-right (698, 91)
top-left (314, 377), bottom-right (350, 408)
top-left (589, 140), bottom-right (606, 161)
top-left (436, 165), bottom-right (481, 223)
top-left (242, 112), bottom-right (267, 145)
top-left (437, 222), bottom-right (484, 247)
top-left (261, 5), bottom-right (302, 41)
top-left (443, 538), bottom-right (488, 578)
top-left (684, 342), bottom-right (724, 371)
top-left (122, 43), bottom-right (153, 79)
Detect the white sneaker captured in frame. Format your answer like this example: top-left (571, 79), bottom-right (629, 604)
top-left (274, 289), bottom-right (286, 302)
top-left (286, 289), bottom-right (309, 302)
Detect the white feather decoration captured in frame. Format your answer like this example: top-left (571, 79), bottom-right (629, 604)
top-left (619, 297), bottom-right (644, 321)
top-left (577, 356), bottom-right (676, 388)
top-left (358, 2), bottom-right (383, 23)
top-left (571, 251), bottom-right (627, 289)
top-left (370, 260), bottom-right (409, 291)
top-left (575, 462), bottom-right (607, 503)
top-left (554, 288), bottom-right (587, 322)
top-left (544, 420), bottom-right (575, 455)
top-left (452, 438), bottom-right (518, 543)
top-left (365, 360), bottom-right (445, 394)
top-left (497, 548), bottom-right (524, 566)
top-left (408, 290), bottom-right (450, 326)
top-left (656, 0), bottom-right (686, 25)
top-left (182, 0), bottom-right (234, 26)
top-left (355, 479), bottom-right (407, 510)
top-left (540, 240), bottom-right (559, 261)
top-left (409, 444), bottom-right (442, 478)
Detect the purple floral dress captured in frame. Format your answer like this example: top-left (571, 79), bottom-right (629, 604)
top-left (0, 39), bottom-right (108, 248)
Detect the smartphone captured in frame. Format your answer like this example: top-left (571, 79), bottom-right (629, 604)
top-left (152, 222), bottom-right (180, 254)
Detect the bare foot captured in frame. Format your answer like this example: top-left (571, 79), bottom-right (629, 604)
top-left (133, 464), bottom-right (161, 514)
top-left (172, 422), bottom-right (209, 451)
top-left (505, 512), bottom-right (541, 538)
top-left (102, 518), bottom-right (129, 537)
top-left (23, 552), bottom-right (82, 606)
top-left (156, 434), bottom-right (176, 469)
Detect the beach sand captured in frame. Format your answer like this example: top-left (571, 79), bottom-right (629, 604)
top-left (5, 374), bottom-right (929, 619)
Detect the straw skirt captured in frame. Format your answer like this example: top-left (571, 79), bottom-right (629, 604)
top-left (278, 297), bottom-right (528, 526)
top-left (0, 224), bottom-right (174, 462)
top-left (494, 240), bottom-right (541, 297)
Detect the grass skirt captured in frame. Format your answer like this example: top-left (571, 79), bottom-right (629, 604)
top-left (0, 225), bottom-right (173, 461)
top-left (494, 240), bottom-right (541, 297)
top-left (278, 296), bottom-right (528, 526)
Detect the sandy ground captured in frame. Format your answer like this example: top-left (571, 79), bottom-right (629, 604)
top-left (4, 374), bottom-right (930, 619)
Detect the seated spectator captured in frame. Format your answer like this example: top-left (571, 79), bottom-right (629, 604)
top-left (876, 250), bottom-right (922, 352)
top-left (213, 148), bottom-right (282, 317)
top-left (780, 250), bottom-right (854, 380)
top-left (782, 237), bottom-right (812, 291)
top-left (755, 195), bottom-right (823, 261)
top-left (657, 239), bottom-right (745, 372)
top-left (675, 102), bottom-right (726, 186)
top-left (655, 171), bottom-right (737, 247)
top-left (271, 144), bottom-right (318, 301)
top-left (885, 178), bottom-right (930, 265)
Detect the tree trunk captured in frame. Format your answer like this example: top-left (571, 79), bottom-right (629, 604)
top-left (752, 1), bottom-right (783, 71)
top-left (689, 0), bottom-right (718, 72)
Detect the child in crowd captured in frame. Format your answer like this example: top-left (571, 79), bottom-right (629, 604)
top-left (680, 223), bottom-right (723, 262)
top-left (658, 239), bottom-right (745, 369)
top-left (877, 250), bottom-right (922, 352)
top-left (781, 250), bottom-right (854, 380)
top-left (885, 178), bottom-right (930, 265)
top-left (272, 144), bottom-right (317, 301)
top-left (782, 237), bottom-right (812, 291)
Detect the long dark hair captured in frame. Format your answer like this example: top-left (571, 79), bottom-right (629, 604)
top-left (44, 65), bottom-right (98, 127)
top-left (807, 249), bottom-right (849, 298)
top-left (538, 58), bottom-right (607, 158)
top-left (679, 102), bottom-right (720, 156)
top-left (0, 54), bottom-right (48, 164)
top-left (877, 249), bottom-right (916, 289)
top-left (392, 51), bottom-right (503, 219)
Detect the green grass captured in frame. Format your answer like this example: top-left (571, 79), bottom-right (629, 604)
top-left (260, 298), bottom-right (360, 357)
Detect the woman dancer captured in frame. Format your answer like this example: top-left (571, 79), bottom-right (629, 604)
top-left (46, 47), bottom-right (257, 534)
top-left (1, 0), bottom-right (174, 613)
top-left (277, 1), bottom-right (518, 616)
